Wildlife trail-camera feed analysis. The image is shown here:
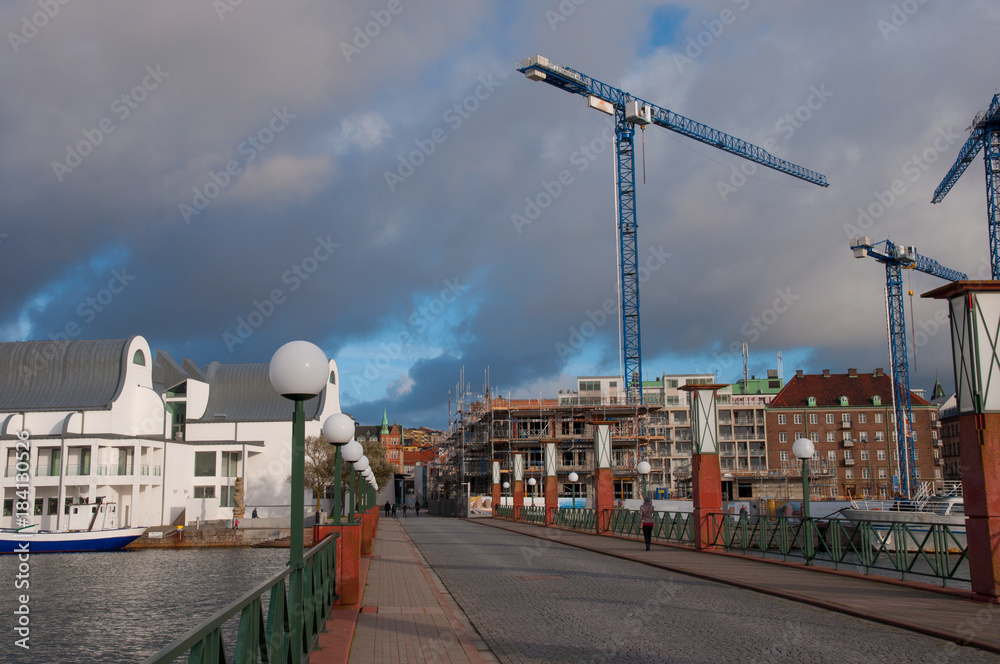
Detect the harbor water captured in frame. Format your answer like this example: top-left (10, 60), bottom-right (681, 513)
top-left (0, 547), bottom-right (290, 663)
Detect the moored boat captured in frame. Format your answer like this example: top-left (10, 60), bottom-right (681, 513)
top-left (840, 482), bottom-right (966, 553)
top-left (0, 500), bottom-right (146, 554)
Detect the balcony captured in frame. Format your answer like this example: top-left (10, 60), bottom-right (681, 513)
top-left (842, 439), bottom-right (854, 447)
top-left (934, 457), bottom-right (944, 466)
top-left (843, 458), bottom-right (856, 466)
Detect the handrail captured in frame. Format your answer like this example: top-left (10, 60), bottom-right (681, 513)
top-left (142, 531), bottom-right (339, 663)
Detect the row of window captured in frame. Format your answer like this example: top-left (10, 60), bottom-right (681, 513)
top-left (777, 412), bottom-right (883, 425)
top-left (778, 449), bottom-right (893, 462)
top-left (778, 430), bottom-right (889, 443)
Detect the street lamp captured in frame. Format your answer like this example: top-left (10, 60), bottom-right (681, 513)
top-left (322, 413), bottom-right (354, 526)
top-left (528, 477), bottom-right (537, 506)
top-left (269, 340), bottom-right (329, 664)
top-left (792, 437), bottom-right (815, 563)
top-left (637, 460), bottom-right (651, 499)
top-left (568, 472), bottom-right (579, 509)
top-left (342, 440), bottom-right (364, 523)
top-left (352, 454), bottom-right (370, 516)
top-left (502, 481), bottom-right (510, 509)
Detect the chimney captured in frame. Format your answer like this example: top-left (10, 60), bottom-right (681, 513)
top-left (874, 368), bottom-right (883, 377)
top-left (822, 369), bottom-right (831, 378)
top-left (848, 368), bottom-right (858, 378)
top-left (795, 370), bottom-right (804, 378)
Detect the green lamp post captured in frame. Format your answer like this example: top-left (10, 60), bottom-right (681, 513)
top-left (792, 437), bottom-right (815, 563)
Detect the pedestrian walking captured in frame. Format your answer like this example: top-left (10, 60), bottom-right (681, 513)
top-left (415, 501), bottom-right (421, 517)
top-left (384, 501), bottom-right (391, 517)
top-left (739, 505), bottom-right (748, 517)
top-left (252, 508), bottom-right (258, 519)
top-left (639, 493), bottom-right (655, 551)
top-left (401, 504), bottom-right (408, 518)
top-left (391, 503), bottom-right (397, 518)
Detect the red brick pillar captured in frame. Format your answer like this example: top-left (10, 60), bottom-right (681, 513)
top-left (544, 440), bottom-right (558, 525)
top-left (513, 452), bottom-right (524, 521)
top-left (593, 422), bottom-right (614, 533)
top-left (491, 460), bottom-right (501, 517)
top-left (315, 523), bottom-right (362, 605)
top-left (925, 281), bottom-right (1000, 600)
top-left (360, 508), bottom-right (374, 555)
top-left (680, 383), bottom-right (727, 550)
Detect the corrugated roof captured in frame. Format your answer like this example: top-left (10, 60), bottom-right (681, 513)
top-left (193, 362), bottom-right (322, 422)
top-left (0, 338), bottom-right (132, 411)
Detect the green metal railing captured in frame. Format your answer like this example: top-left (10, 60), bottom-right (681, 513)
top-left (553, 508), bottom-right (596, 531)
top-left (711, 514), bottom-right (969, 587)
top-left (606, 509), bottom-right (694, 544)
top-left (495, 505), bottom-right (514, 520)
top-left (520, 505), bottom-right (546, 524)
top-left (143, 532), bottom-right (339, 663)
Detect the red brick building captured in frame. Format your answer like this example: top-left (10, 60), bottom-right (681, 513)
top-left (766, 368), bottom-right (941, 499)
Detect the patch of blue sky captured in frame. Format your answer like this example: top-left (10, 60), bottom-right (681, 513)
top-left (335, 272), bottom-right (484, 405)
top-left (1, 243), bottom-right (131, 342)
top-left (640, 4), bottom-right (689, 56)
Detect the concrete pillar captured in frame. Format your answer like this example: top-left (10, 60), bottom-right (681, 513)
top-left (513, 452), bottom-right (524, 520)
top-left (680, 383), bottom-right (727, 550)
top-left (925, 282), bottom-right (1000, 600)
top-left (491, 460), bottom-right (501, 517)
top-left (544, 441), bottom-right (558, 524)
top-left (593, 422), bottom-right (614, 533)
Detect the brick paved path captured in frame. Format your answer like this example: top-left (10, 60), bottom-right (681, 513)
top-left (346, 517), bottom-right (497, 664)
top-left (401, 516), bottom-right (1000, 664)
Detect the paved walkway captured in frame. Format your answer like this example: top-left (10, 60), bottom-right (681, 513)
top-left (343, 517), bottom-right (496, 664)
top-left (473, 517), bottom-right (1000, 655)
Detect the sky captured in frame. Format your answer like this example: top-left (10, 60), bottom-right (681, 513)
top-left (2, 1), bottom-right (996, 430)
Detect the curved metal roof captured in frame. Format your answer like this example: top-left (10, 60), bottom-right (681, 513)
top-left (0, 338), bottom-right (133, 411)
top-left (194, 362), bottom-right (322, 422)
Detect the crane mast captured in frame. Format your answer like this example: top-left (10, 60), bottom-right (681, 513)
top-left (850, 237), bottom-right (966, 498)
top-left (518, 55), bottom-right (829, 403)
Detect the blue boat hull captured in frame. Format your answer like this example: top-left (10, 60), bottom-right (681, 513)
top-left (0, 528), bottom-right (146, 554)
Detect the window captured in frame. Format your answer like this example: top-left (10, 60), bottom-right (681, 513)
top-left (875, 413), bottom-right (884, 423)
top-left (613, 480), bottom-right (634, 501)
top-left (794, 432), bottom-right (803, 441)
top-left (844, 450), bottom-right (854, 459)
top-left (778, 432), bottom-right (787, 443)
top-left (859, 431), bottom-right (868, 443)
top-left (810, 432), bottom-right (819, 443)
top-left (843, 431), bottom-right (852, 441)
top-left (193, 486), bottom-right (216, 499)
top-left (912, 431), bottom-right (918, 442)
top-left (793, 414), bottom-right (802, 425)
top-left (839, 396), bottom-right (849, 406)
top-left (221, 451), bottom-right (240, 478)
top-left (779, 450), bottom-right (788, 461)
top-left (194, 451), bottom-right (216, 477)
top-left (877, 449), bottom-right (886, 461)
top-left (858, 413), bottom-right (867, 424)
top-left (47, 498), bottom-right (57, 515)
top-left (34, 498), bottom-right (43, 515)
top-left (826, 413), bottom-right (835, 424)
top-left (809, 413), bottom-right (818, 425)
top-left (841, 413), bottom-right (851, 425)
top-left (860, 450), bottom-right (869, 461)
top-left (875, 431), bottom-right (885, 442)
top-left (826, 432), bottom-right (836, 442)
top-left (845, 469), bottom-right (854, 479)
top-left (913, 448), bottom-right (919, 460)
top-left (132, 350), bottom-right (145, 365)
top-left (329, 370), bottom-right (336, 385)
top-left (915, 468), bottom-right (921, 478)
top-left (220, 485), bottom-right (236, 507)
top-left (777, 414), bottom-right (786, 425)
top-left (878, 467), bottom-right (888, 479)
top-left (579, 380), bottom-right (601, 392)
top-left (665, 379), bottom-right (678, 388)
top-left (2, 499), bottom-right (11, 516)
top-left (862, 468), bottom-right (871, 479)
top-left (827, 450), bottom-right (836, 461)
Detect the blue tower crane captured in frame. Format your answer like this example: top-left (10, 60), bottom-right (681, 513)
top-left (850, 237), bottom-right (967, 498)
top-left (518, 55), bottom-right (829, 403)
top-left (931, 93), bottom-right (1000, 278)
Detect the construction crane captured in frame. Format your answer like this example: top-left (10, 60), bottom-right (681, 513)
top-left (931, 93), bottom-right (1000, 278)
top-left (850, 237), bottom-right (967, 498)
top-left (517, 55), bottom-right (829, 403)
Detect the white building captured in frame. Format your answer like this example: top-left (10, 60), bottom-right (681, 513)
top-left (0, 336), bottom-right (343, 529)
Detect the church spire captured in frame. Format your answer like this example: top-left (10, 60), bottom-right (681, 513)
top-left (380, 405), bottom-right (390, 435)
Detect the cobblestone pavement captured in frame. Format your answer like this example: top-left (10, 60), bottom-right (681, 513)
top-left (401, 517), bottom-right (1000, 664)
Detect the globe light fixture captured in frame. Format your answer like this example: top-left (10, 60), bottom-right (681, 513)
top-left (637, 460), bottom-right (651, 498)
top-left (268, 340), bottom-right (328, 662)
top-left (323, 413), bottom-right (355, 525)
top-left (568, 471), bottom-right (579, 509)
top-left (792, 437), bottom-right (816, 562)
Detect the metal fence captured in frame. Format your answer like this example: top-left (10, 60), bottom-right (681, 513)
top-left (142, 532), bottom-right (339, 663)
